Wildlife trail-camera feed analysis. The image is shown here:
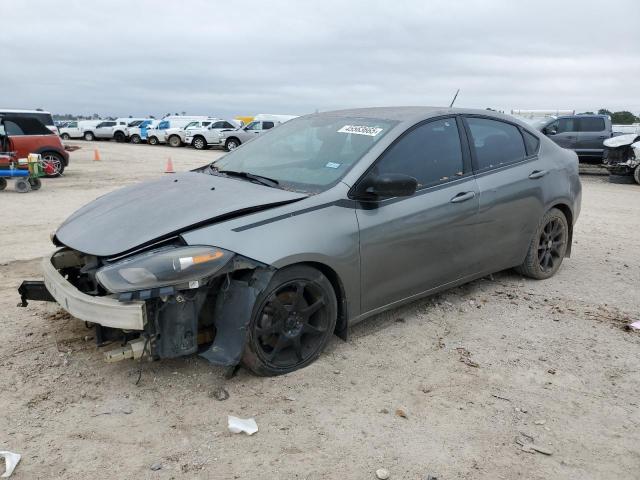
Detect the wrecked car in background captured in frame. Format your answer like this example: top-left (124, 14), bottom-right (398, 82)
top-left (18, 107), bottom-right (581, 376)
top-left (603, 134), bottom-right (640, 184)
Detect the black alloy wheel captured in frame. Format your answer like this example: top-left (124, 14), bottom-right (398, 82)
top-left (243, 266), bottom-right (337, 375)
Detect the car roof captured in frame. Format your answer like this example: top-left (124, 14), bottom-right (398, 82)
top-left (313, 106), bottom-right (523, 124)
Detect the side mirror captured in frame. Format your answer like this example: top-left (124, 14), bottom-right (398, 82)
top-left (355, 173), bottom-right (417, 200)
top-left (544, 127), bottom-right (557, 135)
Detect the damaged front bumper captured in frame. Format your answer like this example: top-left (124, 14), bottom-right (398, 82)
top-left (41, 252), bottom-right (147, 330)
top-left (18, 248), bottom-right (274, 368)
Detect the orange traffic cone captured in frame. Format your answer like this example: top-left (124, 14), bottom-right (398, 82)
top-left (93, 149), bottom-right (101, 161)
top-left (164, 157), bottom-right (175, 173)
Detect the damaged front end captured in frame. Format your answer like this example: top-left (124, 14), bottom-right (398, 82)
top-left (603, 134), bottom-right (640, 178)
top-left (18, 243), bottom-right (274, 367)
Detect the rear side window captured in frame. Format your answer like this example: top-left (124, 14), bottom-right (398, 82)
top-left (466, 117), bottom-right (526, 170)
top-left (577, 117), bottom-right (605, 132)
top-left (522, 130), bottom-right (540, 155)
top-left (374, 118), bottom-right (464, 189)
top-left (4, 121), bottom-right (24, 136)
top-left (263, 121), bottom-right (275, 130)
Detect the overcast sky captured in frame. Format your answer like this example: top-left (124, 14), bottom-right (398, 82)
top-left (3, 0), bottom-right (639, 118)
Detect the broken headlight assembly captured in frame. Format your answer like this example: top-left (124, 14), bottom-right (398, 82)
top-left (96, 246), bottom-right (233, 293)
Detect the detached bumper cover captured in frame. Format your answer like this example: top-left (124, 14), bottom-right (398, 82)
top-left (42, 254), bottom-right (146, 330)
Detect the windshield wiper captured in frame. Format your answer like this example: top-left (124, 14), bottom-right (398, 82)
top-left (218, 170), bottom-right (280, 188)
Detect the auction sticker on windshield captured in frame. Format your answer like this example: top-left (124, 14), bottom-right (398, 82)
top-left (338, 125), bottom-right (384, 136)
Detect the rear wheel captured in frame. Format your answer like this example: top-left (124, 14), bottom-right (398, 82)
top-left (516, 208), bottom-right (568, 280)
top-left (634, 166), bottom-right (640, 185)
top-left (0, 178), bottom-right (6, 190)
top-left (242, 265), bottom-right (337, 376)
top-left (168, 135), bottom-right (182, 147)
top-left (83, 131), bottom-right (95, 141)
top-left (130, 134), bottom-right (141, 144)
top-left (41, 152), bottom-right (65, 177)
top-left (114, 131), bottom-right (126, 142)
top-left (61, 133), bottom-right (70, 140)
top-left (193, 136), bottom-right (207, 150)
top-left (148, 136), bottom-right (159, 145)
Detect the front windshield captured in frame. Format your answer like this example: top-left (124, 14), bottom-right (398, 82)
top-left (212, 115), bottom-right (397, 193)
top-left (184, 121), bottom-right (199, 129)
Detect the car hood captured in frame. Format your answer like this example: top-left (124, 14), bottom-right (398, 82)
top-left (604, 134), bottom-right (640, 148)
top-left (55, 172), bottom-right (307, 257)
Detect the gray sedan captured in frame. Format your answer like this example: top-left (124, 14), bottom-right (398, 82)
top-left (20, 107), bottom-right (581, 376)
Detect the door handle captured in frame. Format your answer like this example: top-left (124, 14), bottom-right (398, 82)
top-left (529, 170), bottom-right (548, 179)
top-left (598, 135), bottom-right (607, 139)
top-left (450, 191), bottom-right (476, 203)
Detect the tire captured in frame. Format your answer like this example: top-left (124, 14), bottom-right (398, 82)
top-left (41, 152), bottom-right (65, 177)
top-left (61, 133), bottom-right (70, 140)
top-left (193, 136), bottom-right (207, 150)
top-left (28, 177), bottom-right (42, 190)
top-left (225, 138), bottom-right (240, 151)
top-left (634, 166), bottom-right (640, 185)
top-left (148, 136), bottom-right (159, 145)
top-left (83, 131), bottom-right (95, 141)
top-left (130, 134), bottom-right (141, 144)
top-left (242, 265), bottom-right (337, 376)
top-left (516, 208), bottom-right (569, 280)
top-left (15, 178), bottom-right (31, 193)
top-left (609, 174), bottom-right (635, 185)
top-left (114, 131), bottom-right (126, 143)
top-left (0, 178), bottom-right (6, 191)
top-left (168, 135), bottom-right (182, 147)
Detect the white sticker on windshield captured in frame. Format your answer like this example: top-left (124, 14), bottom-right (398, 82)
top-left (338, 125), bottom-right (383, 136)
top-left (325, 162), bottom-right (341, 169)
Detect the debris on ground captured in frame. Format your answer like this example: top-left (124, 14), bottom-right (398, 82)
top-left (625, 321), bottom-right (640, 331)
top-left (457, 347), bottom-right (479, 368)
top-left (150, 462), bottom-right (162, 471)
top-left (209, 387), bottom-right (229, 401)
top-left (515, 434), bottom-right (553, 455)
top-left (0, 451), bottom-right (21, 478)
top-left (375, 468), bottom-right (390, 479)
top-left (395, 408), bottom-right (408, 419)
top-left (228, 416), bottom-right (258, 435)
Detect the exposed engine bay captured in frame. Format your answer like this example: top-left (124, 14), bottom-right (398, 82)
top-left (603, 134), bottom-right (640, 184)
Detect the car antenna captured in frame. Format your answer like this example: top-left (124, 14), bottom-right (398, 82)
top-left (449, 89), bottom-right (460, 108)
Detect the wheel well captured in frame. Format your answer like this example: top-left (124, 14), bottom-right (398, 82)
top-left (169, 134), bottom-right (180, 139)
top-left (299, 261), bottom-right (348, 340)
top-left (226, 136), bottom-right (240, 144)
top-left (550, 203), bottom-right (573, 257)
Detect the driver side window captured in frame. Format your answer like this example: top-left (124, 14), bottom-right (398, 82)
top-left (373, 118), bottom-right (464, 189)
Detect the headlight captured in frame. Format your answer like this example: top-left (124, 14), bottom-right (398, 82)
top-left (96, 246), bottom-right (233, 293)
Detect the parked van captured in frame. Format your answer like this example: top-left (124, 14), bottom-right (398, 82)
top-left (59, 120), bottom-right (102, 140)
top-left (0, 109), bottom-right (57, 134)
top-left (126, 120), bottom-right (158, 144)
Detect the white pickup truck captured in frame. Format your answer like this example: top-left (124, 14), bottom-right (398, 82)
top-left (184, 119), bottom-right (243, 150)
top-left (164, 117), bottom-right (220, 147)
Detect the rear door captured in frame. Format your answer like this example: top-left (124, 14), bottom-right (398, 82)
top-left (463, 116), bottom-right (547, 270)
top-left (544, 117), bottom-right (577, 150)
top-left (576, 116), bottom-right (607, 156)
top-left (357, 117), bottom-right (481, 313)
top-left (95, 121), bottom-right (116, 138)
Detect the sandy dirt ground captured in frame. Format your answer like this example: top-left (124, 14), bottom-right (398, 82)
top-left (0, 141), bottom-right (639, 479)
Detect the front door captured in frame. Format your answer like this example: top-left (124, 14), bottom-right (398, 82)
top-left (544, 117), bottom-right (577, 150)
top-left (357, 117), bottom-right (480, 314)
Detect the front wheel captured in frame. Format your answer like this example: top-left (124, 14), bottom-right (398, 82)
top-left (61, 133), bottom-right (70, 140)
top-left (242, 265), bottom-right (337, 376)
top-left (130, 134), bottom-right (141, 144)
top-left (516, 208), bottom-right (568, 280)
top-left (41, 152), bottom-right (65, 177)
top-left (634, 165), bottom-right (640, 185)
top-left (148, 136), bottom-right (159, 145)
top-left (83, 131), bottom-right (95, 141)
top-left (168, 135), bottom-right (182, 147)
top-left (193, 136), bottom-right (207, 150)
top-left (225, 138), bottom-right (240, 150)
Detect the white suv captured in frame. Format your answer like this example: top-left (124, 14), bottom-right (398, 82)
top-left (165, 118), bottom-right (219, 147)
top-left (184, 119), bottom-right (242, 150)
